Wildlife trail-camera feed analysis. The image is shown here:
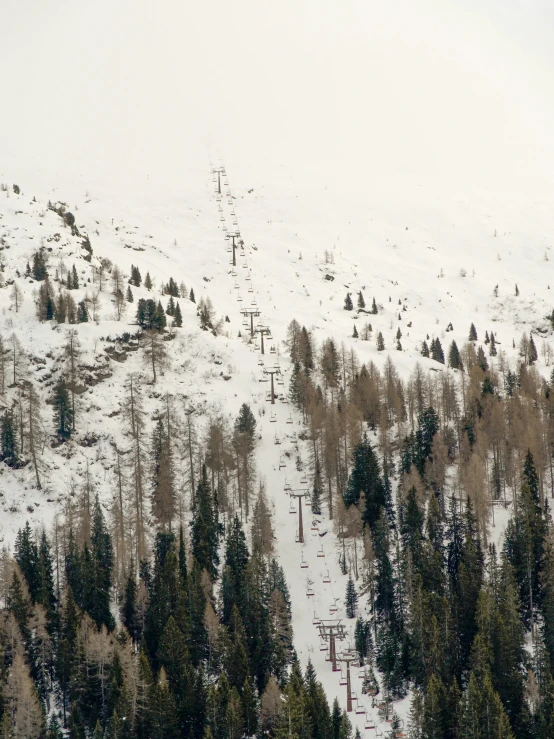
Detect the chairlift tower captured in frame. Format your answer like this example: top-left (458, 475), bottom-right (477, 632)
top-left (212, 167), bottom-right (225, 195)
top-left (263, 365), bottom-right (281, 404)
top-left (255, 325), bottom-right (272, 355)
top-left (289, 488), bottom-right (309, 543)
top-left (317, 620), bottom-right (346, 673)
top-left (226, 231), bottom-right (241, 267)
top-left (337, 650), bottom-right (358, 712)
top-left (240, 307), bottom-right (261, 338)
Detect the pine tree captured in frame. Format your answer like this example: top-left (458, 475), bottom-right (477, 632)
top-left (53, 378), bottom-right (73, 442)
top-left (189, 288), bottom-right (195, 303)
top-left (1, 411), bottom-right (18, 467)
top-left (312, 461), bottom-right (322, 515)
top-left (32, 250), bottom-right (48, 280)
top-left (376, 332), bottom-right (385, 351)
top-left (371, 298), bottom-right (378, 314)
top-left (166, 296), bottom-right (175, 316)
top-left (477, 346), bottom-right (489, 372)
top-left (191, 465), bottom-right (220, 580)
top-left (345, 577), bottom-right (358, 618)
top-left (421, 340), bottom-right (430, 357)
top-left (173, 302), bottom-right (182, 327)
top-left (515, 283), bottom-right (519, 296)
top-left (344, 293), bottom-right (353, 311)
top-left (430, 338), bottom-right (445, 364)
top-left (352, 324), bottom-right (358, 338)
top-left (71, 265), bottom-right (79, 290)
top-left (469, 323), bottom-right (478, 341)
top-left (126, 285), bottom-right (133, 303)
top-left (76, 300), bottom-right (88, 322)
top-left (89, 495), bottom-right (115, 630)
top-left (529, 335), bottom-right (538, 364)
top-left (144, 272), bottom-right (152, 290)
top-left (357, 292), bottom-right (365, 310)
top-left (151, 417), bottom-right (175, 532)
top-left (448, 340), bottom-right (462, 370)
top-left (344, 434), bottom-right (389, 529)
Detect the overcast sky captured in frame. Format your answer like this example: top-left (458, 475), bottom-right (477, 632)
top-left (2, 0), bottom-right (554, 195)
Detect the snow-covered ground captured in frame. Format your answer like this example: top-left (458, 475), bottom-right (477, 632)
top-left (0, 154), bottom-right (551, 731)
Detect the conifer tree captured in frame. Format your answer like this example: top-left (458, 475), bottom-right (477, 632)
top-left (421, 340), bottom-right (430, 357)
top-left (189, 288), bottom-right (195, 303)
top-left (71, 265), bottom-right (79, 290)
top-left (173, 301), bottom-right (182, 327)
top-left (32, 250), bottom-right (48, 281)
top-left (352, 324), bottom-right (358, 338)
top-left (469, 323), bottom-right (478, 341)
top-left (191, 465), bottom-right (220, 580)
top-left (476, 346), bottom-right (489, 372)
top-left (345, 576), bottom-right (358, 618)
top-left (126, 285), bottom-right (133, 303)
top-left (448, 340), bottom-right (462, 370)
top-left (144, 272), bottom-right (152, 290)
top-left (53, 378), bottom-right (73, 442)
top-left (371, 298), bottom-right (378, 314)
top-left (344, 434), bottom-right (389, 529)
top-left (344, 293), bottom-right (353, 311)
top-left (76, 300), bottom-right (88, 322)
top-left (1, 410), bottom-right (18, 467)
top-left (529, 335), bottom-right (538, 364)
top-left (151, 418), bottom-right (175, 531)
top-left (312, 461), bottom-right (322, 515)
top-left (376, 332), bottom-right (385, 351)
top-left (430, 338), bottom-right (445, 364)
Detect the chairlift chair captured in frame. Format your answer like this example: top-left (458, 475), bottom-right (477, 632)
top-left (274, 434), bottom-right (281, 445)
top-left (279, 456), bottom-right (286, 470)
top-left (356, 702), bottom-right (365, 715)
top-left (270, 412), bottom-right (277, 423)
top-left (286, 414), bottom-right (293, 424)
top-left (289, 499), bottom-right (296, 514)
top-left (364, 714), bottom-right (376, 730)
top-left (300, 474), bottom-right (308, 485)
top-left (312, 611), bottom-right (321, 626)
top-left (311, 521), bottom-right (319, 532)
top-left (319, 640), bottom-right (328, 651)
top-left (306, 582), bottom-right (315, 597)
top-left (339, 670), bottom-right (347, 686)
top-left (222, 224), bottom-right (227, 231)
top-left (284, 479), bottom-right (292, 492)
top-left (248, 285), bottom-right (254, 294)
top-left (317, 546), bottom-right (325, 558)
top-left (270, 345), bottom-right (276, 354)
top-left (323, 570), bottom-right (331, 584)
top-left (300, 553), bottom-right (308, 569)
top-left (329, 602), bottom-right (338, 614)
top-left (237, 294), bottom-right (243, 302)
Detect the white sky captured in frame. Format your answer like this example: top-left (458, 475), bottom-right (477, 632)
top-left (1, 0), bottom-right (554, 196)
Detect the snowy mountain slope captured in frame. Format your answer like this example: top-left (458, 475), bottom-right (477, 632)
top-left (0, 157), bottom-right (552, 732)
